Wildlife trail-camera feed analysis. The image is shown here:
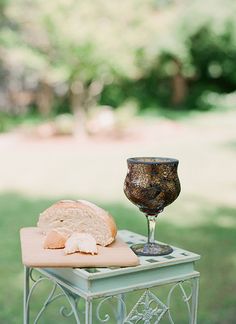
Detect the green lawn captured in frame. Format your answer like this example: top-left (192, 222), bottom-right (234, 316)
top-left (1, 193), bottom-right (236, 323)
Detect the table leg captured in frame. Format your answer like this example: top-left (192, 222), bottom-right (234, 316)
top-left (190, 276), bottom-right (199, 324)
top-left (85, 299), bottom-right (92, 324)
top-left (23, 266), bottom-right (30, 324)
top-left (117, 293), bottom-right (125, 323)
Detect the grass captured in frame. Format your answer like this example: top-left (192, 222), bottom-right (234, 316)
top-left (137, 106), bottom-right (200, 121)
top-left (1, 193), bottom-right (236, 323)
top-left (0, 112), bottom-right (46, 133)
top-left (0, 104), bottom-right (216, 134)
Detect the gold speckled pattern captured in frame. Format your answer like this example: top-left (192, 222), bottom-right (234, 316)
top-left (124, 157), bottom-right (181, 215)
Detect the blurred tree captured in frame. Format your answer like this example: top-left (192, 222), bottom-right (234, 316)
top-left (2, 0), bottom-right (158, 133)
top-left (136, 0), bottom-right (236, 108)
top-left (1, 0), bottom-right (236, 130)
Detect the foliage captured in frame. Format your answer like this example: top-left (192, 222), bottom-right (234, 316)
top-left (133, 0), bottom-right (236, 108)
top-left (0, 0), bottom-right (154, 115)
top-left (1, 0), bottom-right (236, 122)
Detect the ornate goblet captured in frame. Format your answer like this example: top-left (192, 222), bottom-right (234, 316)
top-left (124, 157), bottom-right (181, 256)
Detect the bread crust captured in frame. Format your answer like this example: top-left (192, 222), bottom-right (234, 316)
top-left (38, 200), bottom-right (117, 246)
top-left (43, 230), bottom-right (67, 249)
top-left (77, 200), bottom-right (117, 241)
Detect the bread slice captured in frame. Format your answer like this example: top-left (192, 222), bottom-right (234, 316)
top-left (43, 230), bottom-right (68, 249)
top-left (37, 200), bottom-right (117, 246)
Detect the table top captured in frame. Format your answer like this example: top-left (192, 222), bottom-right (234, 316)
top-left (72, 230), bottom-right (200, 279)
top-left (39, 230), bottom-right (200, 298)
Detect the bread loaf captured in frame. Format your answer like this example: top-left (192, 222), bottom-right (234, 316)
top-left (37, 200), bottom-right (117, 246)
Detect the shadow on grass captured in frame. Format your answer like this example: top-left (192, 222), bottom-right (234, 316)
top-left (0, 193), bottom-right (236, 323)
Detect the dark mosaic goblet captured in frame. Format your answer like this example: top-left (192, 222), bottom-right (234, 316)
top-left (124, 157), bottom-right (181, 256)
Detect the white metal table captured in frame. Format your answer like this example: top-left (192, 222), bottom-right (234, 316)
top-left (23, 230), bottom-right (200, 323)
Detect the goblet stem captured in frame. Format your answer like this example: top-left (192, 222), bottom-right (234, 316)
top-left (130, 213), bottom-right (173, 256)
top-left (146, 215), bottom-right (157, 244)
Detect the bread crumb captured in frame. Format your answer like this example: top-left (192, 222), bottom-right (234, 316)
top-left (64, 233), bottom-right (98, 255)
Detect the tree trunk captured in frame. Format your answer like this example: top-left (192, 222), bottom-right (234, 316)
top-left (171, 60), bottom-right (187, 106)
top-left (70, 81), bottom-right (87, 138)
top-left (70, 79), bottom-right (104, 138)
top-left (36, 80), bottom-right (54, 117)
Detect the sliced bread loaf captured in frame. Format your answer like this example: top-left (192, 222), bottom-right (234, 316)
top-left (37, 200), bottom-right (117, 246)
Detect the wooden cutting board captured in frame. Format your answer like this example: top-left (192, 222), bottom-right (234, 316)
top-left (20, 227), bottom-right (139, 268)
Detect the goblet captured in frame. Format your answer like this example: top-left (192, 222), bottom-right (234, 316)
top-left (124, 157), bottom-right (181, 256)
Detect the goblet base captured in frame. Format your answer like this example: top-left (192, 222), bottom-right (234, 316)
top-left (131, 242), bottom-right (173, 256)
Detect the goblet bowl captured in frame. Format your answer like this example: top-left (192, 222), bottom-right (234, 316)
top-left (124, 157), bottom-right (181, 256)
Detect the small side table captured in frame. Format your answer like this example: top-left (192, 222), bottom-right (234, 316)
top-left (23, 230), bottom-right (200, 323)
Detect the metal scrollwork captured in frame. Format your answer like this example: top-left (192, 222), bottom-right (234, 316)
top-left (125, 289), bottom-right (168, 324)
top-left (167, 281), bottom-right (193, 324)
top-left (26, 268), bottom-right (197, 324)
top-left (60, 294), bottom-right (80, 318)
top-left (96, 295), bottom-right (127, 323)
top-left (96, 282), bottom-right (194, 324)
top-left (29, 268), bottom-right (41, 283)
top-left (26, 272), bottom-right (81, 323)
